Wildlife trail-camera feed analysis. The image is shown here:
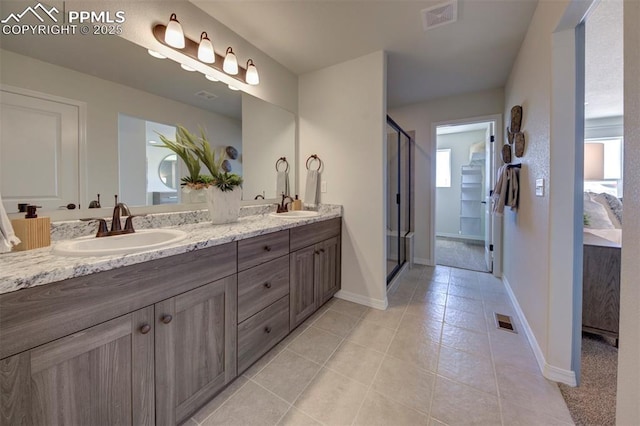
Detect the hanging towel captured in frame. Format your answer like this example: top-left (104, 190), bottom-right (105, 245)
top-left (492, 165), bottom-right (519, 215)
top-left (305, 169), bottom-right (319, 206)
top-left (276, 171), bottom-right (289, 197)
top-left (0, 193), bottom-right (21, 253)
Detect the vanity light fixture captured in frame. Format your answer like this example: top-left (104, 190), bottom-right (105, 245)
top-left (152, 22), bottom-right (259, 87)
top-left (245, 59), bottom-right (260, 85)
top-left (147, 49), bottom-right (166, 59)
top-left (180, 63), bottom-right (197, 72)
top-left (164, 14), bottom-right (185, 49)
top-left (197, 32), bottom-right (215, 63)
top-left (223, 47), bottom-right (239, 75)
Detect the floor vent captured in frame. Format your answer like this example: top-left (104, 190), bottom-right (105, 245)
top-left (421, 1), bottom-right (458, 31)
top-left (494, 313), bottom-right (517, 333)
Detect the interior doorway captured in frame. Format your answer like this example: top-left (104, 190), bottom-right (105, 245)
top-left (432, 115), bottom-right (501, 274)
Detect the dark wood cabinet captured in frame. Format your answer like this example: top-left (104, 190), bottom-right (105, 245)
top-left (316, 236), bottom-right (341, 306)
top-left (155, 276), bottom-right (237, 426)
top-left (0, 306), bottom-right (155, 426)
top-left (290, 245), bottom-right (318, 328)
top-left (583, 241), bottom-right (621, 338)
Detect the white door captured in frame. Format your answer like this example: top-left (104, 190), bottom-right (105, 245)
top-left (0, 89), bottom-right (81, 212)
top-left (484, 123), bottom-right (495, 272)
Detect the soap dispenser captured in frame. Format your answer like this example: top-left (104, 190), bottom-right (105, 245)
top-left (11, 205), bottom-right (51, 251)
top-left (291, 195), bottom-right (303, 211)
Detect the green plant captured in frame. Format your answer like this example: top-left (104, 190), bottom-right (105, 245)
top-left (583, 213), bottom-right (591, 226)
top-left (156, 127), bottom-right (203, 186)
top-left (180, 174), bottom-right (214, 189)
top-left (176, 125), bottom-right (243, 192)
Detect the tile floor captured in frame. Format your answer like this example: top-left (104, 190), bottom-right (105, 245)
top-left (189, 265), bottom-right (574, 426)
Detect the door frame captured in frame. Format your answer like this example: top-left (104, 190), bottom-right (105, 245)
top-left (430, 113), bottom-right (503, 277)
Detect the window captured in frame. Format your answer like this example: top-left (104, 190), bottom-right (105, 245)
top-left (584, 138), bottom-right (623, 197)
top-left (436, 149), bottom-right (451, 188)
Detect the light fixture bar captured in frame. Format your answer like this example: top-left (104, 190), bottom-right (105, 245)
top-left (153, 24), bottom-right (249, 85)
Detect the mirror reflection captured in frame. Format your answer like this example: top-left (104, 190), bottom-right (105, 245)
top-left (0, 30), bottom-right (295, 214)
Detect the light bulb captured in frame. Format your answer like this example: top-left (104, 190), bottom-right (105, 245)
top-left (228, 84), bottom-right (240, 91)
top-left (180, 63), bottom-right (196, 72)
top-left (205, 74), bottom-right (219, 82)
top-left (223, 47), bottom-right (238, 75)
top-left (164, 14), bottom-right (185, 49)
top-left (148, 49), bottom-right (166, 59)
top-left (197, 32), bottom-right (215, 63)
top-left (245, 59), bottom-right (260, 85)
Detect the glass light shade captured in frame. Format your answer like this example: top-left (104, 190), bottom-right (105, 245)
top-left (205, 74), bottom-right (219, 82)
top-left (165, 14), bottom-right (185, 48)
top-left (223, 47), bottom-right (239, 75)
top-left (180, 63), bottom-right (196, 72)
top-left (245, 59), bottom-right (260, 85)
top-left (198, 32), bottom-right (215, 63)
top-left (148, 49), bottom-right (166, 59)
top-left (228, 84), bottom-right (240, 91)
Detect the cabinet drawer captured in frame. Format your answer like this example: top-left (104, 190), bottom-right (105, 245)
top-left (237, 296), bottom-right (289, 373)
top-left (238, 256), bottom-right (290, 322)
top-left (290, 218), bottom-right (341, 251)
top-left (238, 230), bottom-right (289, 271)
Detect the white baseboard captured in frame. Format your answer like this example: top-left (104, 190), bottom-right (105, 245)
top-left (502, 275), bottom-right (577, 386)
top-left (335, 289), bottom-right (388, 311)
top-left (414, 257), bottom-right (434, 266)
top-left (386, 263), bottom-right (409, 294)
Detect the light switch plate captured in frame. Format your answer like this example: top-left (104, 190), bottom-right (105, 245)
top-left (321, 181), bottom-right (327, 193)
top-left (535, 178), bottom-right (544, 197)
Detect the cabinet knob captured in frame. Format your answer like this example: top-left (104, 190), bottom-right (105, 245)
top-left (320, 248), bottom-right (325, 253)
top-left (264, 282), bottom-right (272, 289)
top-left (264, 326), bottom-right (272, 333)
top-left (264, 245), bottom-right (272, 252)
top-left (161, 314), bottom-right (173, 324)
top-left (139, 324), bottom-right (151, 334)
top-left (314, 250), bottom-right (320, 255)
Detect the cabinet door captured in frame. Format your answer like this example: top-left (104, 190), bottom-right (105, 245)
top-left (290, 246), bottom-right (317, 329)
top-left (316, 236), bottom-right (341, 307)
top-left (155, 276), bottom-right (237, 426)
top-left (0, 307), bottom-right (155, 426)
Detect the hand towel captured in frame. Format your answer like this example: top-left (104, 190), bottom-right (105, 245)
top-left (305, 170), bottom-right (319, 206)
top-left (492, 165), bottom-right (519, 215)
top-left (276, 171), bottom-right (289, 197)
top-left (0, 193), bottom-right (21, 253)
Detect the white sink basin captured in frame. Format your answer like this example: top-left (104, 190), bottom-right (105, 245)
top-left (269, 210), bottom-right (320, 219)
top-left (53, 229), bottom-right (188, 257)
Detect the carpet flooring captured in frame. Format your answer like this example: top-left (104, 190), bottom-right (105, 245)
top-left (559, 333), bottom-right (618, 426)
top-left (435, 236), bottom-right (489, 272)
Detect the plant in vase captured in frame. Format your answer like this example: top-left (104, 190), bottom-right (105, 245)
top-left (176, 125), bottom-right (244, 224)
top-left (156, 127), bottom-right (213, 204)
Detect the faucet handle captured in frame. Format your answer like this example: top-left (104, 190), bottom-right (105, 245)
top-left (123, 214), bottom-right (146, 232)
top-left (80, 218), bottom-right (109, 237)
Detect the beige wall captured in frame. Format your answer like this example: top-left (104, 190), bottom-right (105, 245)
top-left (299, 51), bottom-right (387, 308)
top-left (388, 88), bottom-right (504, 264)
top-left (617, 0), bottom-right (640, 421)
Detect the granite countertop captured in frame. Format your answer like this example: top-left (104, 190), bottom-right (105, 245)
top-left (0, 206), bottom-right (342, 295)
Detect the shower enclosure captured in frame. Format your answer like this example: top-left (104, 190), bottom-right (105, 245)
top-left (386, 116), bottom-right (412, 283)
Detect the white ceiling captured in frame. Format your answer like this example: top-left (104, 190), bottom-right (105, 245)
top-left (192, 0), bottom-right (539, 108)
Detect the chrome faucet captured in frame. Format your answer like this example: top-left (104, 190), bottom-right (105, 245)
top-left (276, 193), bottom-right (294, 213)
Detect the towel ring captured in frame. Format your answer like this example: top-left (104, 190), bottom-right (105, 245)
top-left (306, 154), bottom-right (322, 171)
top-left (275, 157), bottom-right (289, 173)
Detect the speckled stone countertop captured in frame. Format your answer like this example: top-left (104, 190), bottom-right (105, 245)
top-left (0, 205), bottom-right (342, 295)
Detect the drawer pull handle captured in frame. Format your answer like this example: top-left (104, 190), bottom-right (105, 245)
top-left (264, 282), bottom-right (272, 289)
top-left (161, 314), bottom-right (173, 324)
top-left (314, 250), bottom-right (320, 255)
top-left (264, 245), bottom-right (272, 252)
top-left (320, 248), bottom-right (325, 253)
top-left (264, 326), bottom-right (272, 333)
top-left (139, 324), bottom-right (151, 334)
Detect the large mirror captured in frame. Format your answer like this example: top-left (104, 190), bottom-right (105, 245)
top-left (0, 28), bottom-right (295, 215)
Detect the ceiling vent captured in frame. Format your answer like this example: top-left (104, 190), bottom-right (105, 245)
top-left (422, 1), bottom-right (458, 31)
top-left (195, 90), bottom-right (218, 101)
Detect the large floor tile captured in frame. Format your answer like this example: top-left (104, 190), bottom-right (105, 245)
top-left (441, 323), bottom-right (491, 358)
top-left (328, 298), bottom-right (369, 319)
top-left (242, 340), bottom-right (287, 379)
top-left (192, 376), bottom-right (248, 423)
top-left (405, 299), bottom-right (446, 320)
top-left (312, 309), bottom-right (360, 337)
top-left (353, 390), bottom-right (430, 426)
top-left (372, 355), bottom-right (435, 415)
top-left (400, 312), bottom-right (443, 343)
top-left (346, 319), bottom-right (396, 353)
top-left (253, 349), bottom-right (321, 403)
top-left (201, 381), bottom-right (290, 426)
top-left (430, 376), bottom-right (501, 426)
top-left (423, 266), bottom-right (451, 284)
top-left (490, 329), bottom-right (540, 374)
top-left (437, 345), bottom-right (497, 395)
top-left (412, 288), bottom-right (448, 306)
top-left (495, 364), bottom-right (573, 423)
top-left (360, 306), bottom-right (404, 330)
top-left (325, 341), bottom-right (384, 385)
top-left (444, 307), bottom-right (488, 333)
top-left (447, 283), bottom-right (483, 300)
top-left (277, 407), bottom-right (322, 426)
top-left (446, 294), bottom-right (485, 314)
top-left (501, 399), bottom-right (574, 426)
top-left (294, 368), bottom-right (368, 425)
top-left (387, 326), bottom-right (440, 372)
top-left (287, 326), bottom-right (342, 365)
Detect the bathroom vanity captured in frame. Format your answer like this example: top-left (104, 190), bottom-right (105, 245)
top-left (0, 211), bottom-right (341, 425)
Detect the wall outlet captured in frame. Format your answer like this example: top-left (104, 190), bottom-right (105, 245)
top-left (535, 178), bottom-right (544, 197)
top-left (321, 181), bottom-right (327, 193)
